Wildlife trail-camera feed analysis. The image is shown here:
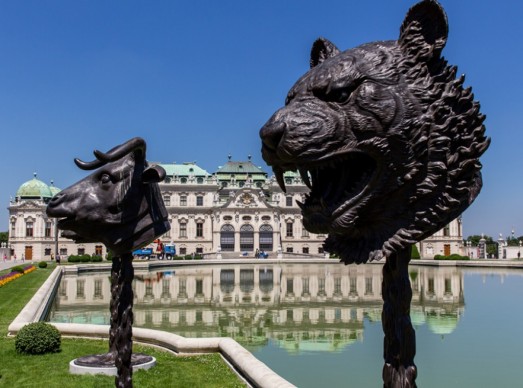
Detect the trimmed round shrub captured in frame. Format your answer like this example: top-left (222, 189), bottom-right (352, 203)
top-left (38, 261), bottom-right (48, 268)
top-left (15, 322), bottom-right (61, 354)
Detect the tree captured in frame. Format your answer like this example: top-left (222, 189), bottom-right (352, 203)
top-left (466, 235), bottom-right (494, 245)
top-left (0, 231), bottom-right (8, 245)
top-left (466, 234), bottom-right (497, 258)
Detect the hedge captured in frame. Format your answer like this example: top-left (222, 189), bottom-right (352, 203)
top-left (434, 254), bottom-right (470, 261)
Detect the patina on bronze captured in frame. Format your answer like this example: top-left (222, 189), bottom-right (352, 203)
top-left (260, 1), bottom-right (489, 386)
top-left (47, 137), bottom-right (169, 388)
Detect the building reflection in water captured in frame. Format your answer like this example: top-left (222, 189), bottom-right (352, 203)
top-left (49, 263), bottom-right (465, 353)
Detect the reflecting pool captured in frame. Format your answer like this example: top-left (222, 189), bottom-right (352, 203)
top-left (47, 263), bottom-right (523, 387)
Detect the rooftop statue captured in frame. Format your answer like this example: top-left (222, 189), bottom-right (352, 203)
top-left (260, 1), bottom-right (489, 386)
top-left (47, 137), bottom-right (169, 388)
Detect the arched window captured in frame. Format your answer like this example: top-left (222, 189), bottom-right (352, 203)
top-left (259, 224), bottom-right (273, 251)
top-left (25, 219), bottom-right (34, 237)
top-left (220, 224), bottom-right (235, 251)
top-left (240, 224), bottom-right (254, 251)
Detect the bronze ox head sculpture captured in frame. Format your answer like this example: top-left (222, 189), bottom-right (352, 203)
top-left (260, 0), bottom-right (489, 264)
top-left (46, 137), bottom-right (170, 256)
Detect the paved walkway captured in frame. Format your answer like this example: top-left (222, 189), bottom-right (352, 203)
top-left (0, 259), bottom-right (29, 272)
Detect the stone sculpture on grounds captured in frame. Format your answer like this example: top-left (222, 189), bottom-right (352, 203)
top-left (260, 1), bottom-right (489, 386)
top-left (46, 137), bottom-right (169, 388)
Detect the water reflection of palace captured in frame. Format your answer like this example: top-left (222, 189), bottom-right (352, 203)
top-left (49, 264), bottom-right (465, 352)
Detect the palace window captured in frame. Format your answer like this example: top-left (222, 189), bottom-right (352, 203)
top-left (286, 222), bottom-right (293, 237)
top-left (179, 247), bottom-right (187, 255)
top-left (286, 196), bottom-right (293, 207)
top-left (45, 221), bottom-right (52, 237)
top-left (78, 247), bottom-right (85, 255)
top-left (302, 277), bottom-right (310, 295)
top-left (365, 277), bottom-right (373, 295)
top-left (11, 220), bottom-right (15, 236)
top-left (259, 225), bottom-right (273, 251)
top-left (94, 279), bottom-right (103, 300)
top-left (350, 277), bottom-right (357, 295)
top-left (220, 224), bottom-right (235, 251)
top-left (59, 248), bottom-right (68, 256)
top-left (25, 221), bottom-right (34, 237)
top-left (163, 195), bottom-right (171, 207)
top-left (180, 221), bottom-right (187, 238)
top-left (302, 247), bottom-right (309, 254)
top-left (286, 247), bottom-right (294, 253)
top-left (240, 224), bottom-right (254, 251)
top-left (196, 279), bottom-right (203, 295)
top-left (180, 195), bottom-right (187, 206)
top-left (196, 195), bottom-right (204, 206)
top-left (197, 177), bottom-right (204, 184)
top-left (196, 222), bottom-right (203, 237)
top-left (44, 248), bottom-right (52, 256)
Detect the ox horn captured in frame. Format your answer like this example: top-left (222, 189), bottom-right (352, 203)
top-left (74, 137), bottom-right (146, 171)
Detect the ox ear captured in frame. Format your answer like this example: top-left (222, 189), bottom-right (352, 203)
top-left (399, 0), bottom-right (448, 61)
top-left (142, 165), bottom-right (166, 184)
top-left (310, 38), bottom-right (341, 68)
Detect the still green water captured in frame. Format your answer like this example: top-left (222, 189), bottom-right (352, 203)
top-left (47, 263), bottom-right (523, 387)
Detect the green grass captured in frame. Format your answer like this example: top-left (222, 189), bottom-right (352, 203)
top-left (0, 265), bottom-right (245, 387)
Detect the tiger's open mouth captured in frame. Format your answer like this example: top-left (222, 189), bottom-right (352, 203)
top-left (273, 152), bottom-right (378, 229)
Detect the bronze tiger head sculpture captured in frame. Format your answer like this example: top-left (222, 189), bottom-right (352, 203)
top-left (260, 0), bottom-right (489, 264)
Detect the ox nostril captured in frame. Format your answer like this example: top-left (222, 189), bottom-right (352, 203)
top-left (49, 193), bottom-right (65, 206)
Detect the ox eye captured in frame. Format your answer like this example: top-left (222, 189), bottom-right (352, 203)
top-left (100, 174), bottom-right (111, 184)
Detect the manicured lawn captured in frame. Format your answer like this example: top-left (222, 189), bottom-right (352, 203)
top-left (0, 265), bottom-right (245, 387)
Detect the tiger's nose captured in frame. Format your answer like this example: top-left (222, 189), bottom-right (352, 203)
top-left (260, 111), bottom-right (286, 152)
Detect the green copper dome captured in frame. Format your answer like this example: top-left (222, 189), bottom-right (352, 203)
top-left (49, 180), bottom-right (61, 197)
top-left (16, 174), bottom-right (53, 199)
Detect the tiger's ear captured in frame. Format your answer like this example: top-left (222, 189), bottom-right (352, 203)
top-left (399, 0), bottom-right (448, 61)
top-left (310, 37), bottom-right (341, 68)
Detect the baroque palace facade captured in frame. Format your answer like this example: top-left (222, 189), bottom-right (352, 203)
top-left (7, 157), bottom-right (463, 261)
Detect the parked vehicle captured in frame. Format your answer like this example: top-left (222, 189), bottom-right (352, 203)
top-left (132, 247), bottom-right (153, 260)
top-left (164, 244), bottom-right (176, 260)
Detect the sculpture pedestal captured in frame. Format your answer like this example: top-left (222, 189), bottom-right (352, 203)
top-left (382, 248), bottom-right (417, 387)
top-left (70, 352), bottom-right (156, 376)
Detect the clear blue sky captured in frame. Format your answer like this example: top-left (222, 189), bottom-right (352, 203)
top-left (1, 0), bottom-right (521, 239)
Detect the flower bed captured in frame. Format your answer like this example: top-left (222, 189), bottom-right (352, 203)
top-left (0, 265), bottom-right (36, 287)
